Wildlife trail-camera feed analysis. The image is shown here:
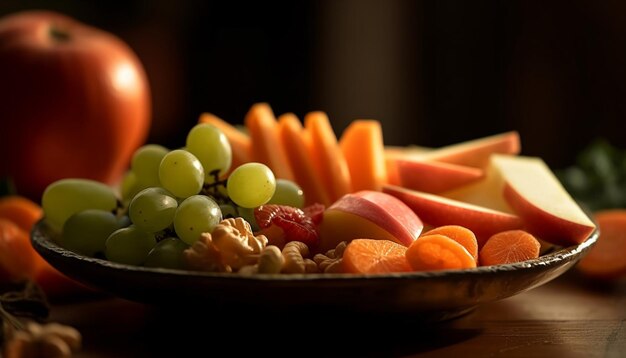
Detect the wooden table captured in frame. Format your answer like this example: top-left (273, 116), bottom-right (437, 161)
top-left (50, 270), bottom-right (625, 357)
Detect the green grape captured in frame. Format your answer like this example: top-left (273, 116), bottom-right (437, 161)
top-left (105, 225), bottom-right (157, 265)
top-left (268, 179), bottom-right (305, 208)
top-left (120, 171), bottom-right (145, 203)
top-left (174, 195), bottom-right (222, 245)
top-left (117, 215), bottom-right (132, 228)
top-left (227, 162), bottom-right (276, 208)
top-left (60, 210), bottom-right (121, 257)
top-left (186, 123), bottom-right (232, 181)
top-left (237, 206), bottom-right (259, 231)
top-left (42, 179), bottom-right (118, 232)
top-left (129, 187), bottom-right (178, 232)
top-left (219, 204), bottom-right (238, 219)
top-left (131, 144), bottom-right (169, 187)
top-left (144, 238), bottom-right (189, 269)
top-left (159, 149), bottom-right (204, 198)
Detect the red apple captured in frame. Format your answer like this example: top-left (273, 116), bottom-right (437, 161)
top-left (383, 184), bottom-right (523, 246)
top-left (0, 11), bottom-right (151, 200)
top-left (396, 159), bottom-right (484, 193)
top-left (318, 190), bottom-right (423, 251)
top-left (491, 154), bottom-right (596, 246)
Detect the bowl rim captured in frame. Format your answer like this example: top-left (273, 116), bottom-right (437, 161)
top-left (31, 219), bottom-right (599, 282)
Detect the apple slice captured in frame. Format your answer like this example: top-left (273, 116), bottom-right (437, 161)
top-left (318, 190), bottom-right (423, 252)
top-left (382, 184), bottom-right (523, 246)
top-left (491, 154), bottom-right (596, 246)
top-left (387, 131), bottom-right (520, 169)
top-left (396, 159), bottom-right (484, 193)
top-left (385, 145), bottom-right (431, 185)
top-left (441, 163), bottom-right (514, 214)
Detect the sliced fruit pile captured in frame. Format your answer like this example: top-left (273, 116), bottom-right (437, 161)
top-left (38, 102), bottom-right (597, 275)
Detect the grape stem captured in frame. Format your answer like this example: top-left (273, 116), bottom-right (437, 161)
top-left (202, 169), bottom-right (233, 206)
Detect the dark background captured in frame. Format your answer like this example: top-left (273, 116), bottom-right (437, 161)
top-left (2, 0), bottom-right (626, 169)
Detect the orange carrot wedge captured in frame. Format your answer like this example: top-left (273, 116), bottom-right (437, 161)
top-left (406, 234), bottom-right (477, 271)
top-left (343, 238), bottom-right (412, 274)
top-left (339, 120), bottom-right (387, 192)
top-left (422, 225), bottom-right (479, 262)
top-left (244, 103), bottom-right (295, 180)
top-left (576, 210), bottom-right (626, 280)
top-left (479, 230), bottom-right (541, 266)
top-left (198, 113), bottom-right (252, 171)
top-left (277, 113), bottom-right (331, 206)
top-left (305, 111), bottom-right (352, 203)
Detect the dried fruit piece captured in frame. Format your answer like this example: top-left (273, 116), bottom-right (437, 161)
top-left (255, 205), bottom-right (319, 247)
top-left (302, 203), bottom-right (325, 225)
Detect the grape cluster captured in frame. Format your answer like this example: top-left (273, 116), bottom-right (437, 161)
top-left (42, 123), bottom-right (305, 269)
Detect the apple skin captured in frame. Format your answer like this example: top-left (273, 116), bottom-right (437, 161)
top-left (0, 11), bottom-right (151, 200)
top-left (492, 154), bottom-right (596, 246)
top-left (422, 131), bottom-right (520, 168)
top-left (386, 131), bottom-right (520, 170)
top-left (383, 184), bottom-right (523, 246)
top-left (396, 159), bottom-right (484, 193)
top-left (318, 190), bottom-right (423, 252)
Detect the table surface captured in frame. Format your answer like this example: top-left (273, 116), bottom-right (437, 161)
top-left (49, 270), bottom-right (625, 358)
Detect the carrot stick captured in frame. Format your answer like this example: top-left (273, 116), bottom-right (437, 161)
top-left (339, 120), bottom-right (387, 192)
top-left (277, 113), bottom-right (331, 206)
top-left (342, 238), bottom-right (412, 274)
top-left (422, 225), bottom-right (478, 262)
top-left (198, 113), bottom-right (251, 171)
top-left (576, 210), bottom-right (626, 280)
top-left (305, 111), bottom-right (352, 203)
top-left (479, 230), bottom-right (540, 266)
top-left (406, 234), bottom-right (477, 271)
top-left (244, 103), bottom-right (295, 180)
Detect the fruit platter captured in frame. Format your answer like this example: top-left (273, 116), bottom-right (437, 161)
top-left (30, 102), bottom-right (599, 321)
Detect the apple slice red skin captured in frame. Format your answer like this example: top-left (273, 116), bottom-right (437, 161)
top-left (383, 185), bottom-right (524, 246)
top-left (503, 183), bottom-right (596, 247)
top-left (329, 190), bottom-right (424, 246)
top-left (396, 159), bottom-right (484, 194)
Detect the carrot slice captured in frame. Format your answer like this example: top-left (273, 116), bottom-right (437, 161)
top-left (244, 103), bottom-right (295, 180)
top-left (343, 238), bottom-right (412, 274)
top-left (305, 111), bottom-right (352, 203)
top-left (0, 195), bottom-right (43, 232)
top-left (422, 225), bottom-right (478, 262)
top-left (277, 113), bottom-right (331, 206)
top-left (198, 113), bottom-right (251, 171)
top-left (479, 230), bottom-right (540, 266)
top-left (339, 120), bottom-right (387, 192)
top-left (577, 210), bottom-right (626, 280)
top-left (406, 234), bottom-right (477, 271)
